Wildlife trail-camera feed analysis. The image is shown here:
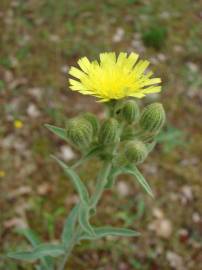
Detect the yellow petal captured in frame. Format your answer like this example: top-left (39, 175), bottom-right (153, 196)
top-left (69, 67), bottom-right (85, 79)
top-left (78, 57), bottom-right (91, 73)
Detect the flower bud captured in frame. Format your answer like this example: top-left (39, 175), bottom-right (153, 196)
top-left (122, 100), bottom-right (140, 123)
top-left (67, 117), bottom-right (93, 148)
top-left (125, 140), bottom-right (148, 164)
top-left (99, 118), bottom-right (119, 145)
top-left (82, 112), bottom-right (99, 135)
top-left (139, 103), bottom-right (165, 134)
top-left (121, 125), bottom-right (136, 141)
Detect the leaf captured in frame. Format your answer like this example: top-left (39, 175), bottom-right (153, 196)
top-left (78, 203), bottom-right (95, 236)
top-left (16, 228), bottom-right (54, 269)
top-left (51, 155), bottom-right (89, 204)
top-left (62, 204), bottom-right (79, 247)
top-left (16, 228), bottom-right (41, 247)
top-left (45, 124), bottom-right (67, 141)
top-left (79, 226), bottom-right (140, 240)
top-left (146, 141), bottom-right (156, 153)
top-left (7, 243), bottom-right (65, 262)
top-left (105, 167), bottom-right (123, 189)
top-left (124, 165), bottom-right (154, 197)
top-left (72, 145), bottom-right (103, 169)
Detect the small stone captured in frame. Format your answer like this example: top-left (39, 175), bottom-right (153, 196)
top-left (27, 103), bottom-right (41, 118)
top-left (112, 27), bottom-right (125, 43)
top-left (152, 207), bottom-right (164, 219)
top-left (60, 145), bottom-right (75, 161)
top-left (166, 251), bottom-right (184, 270)
top-left (192, 212), bottom-right (200, 223)
top-left (117, 181), bottom-right (130, 197)
top-left (149, 219), bottom-right (172, 239)
top-left (181, 185), bottom-right (193, 203)
top-left (187, 62), bottom-right (198, 72)
top-left (37, 183), bottom-right (52, 195)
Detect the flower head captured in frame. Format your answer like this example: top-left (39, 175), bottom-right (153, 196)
top-left (14, 120), bottom-right (23, 129)
top-left (69, 52), bottom-right (161, 102)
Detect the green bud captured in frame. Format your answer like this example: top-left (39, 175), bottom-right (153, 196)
top-left (121, 125), bottom-right (136, 141)
top-left (67, 117), bottom-right (93, 148)
top-left (125, 140), bottom-right (148, 164)
top-left (139, 103), bottom-right (165, 134)
top-left (122, 100), bottom-right (140, 123)
top-left (82, 112), bottom-right (99, 135)
top-left (99, 118), bottom-right (119, 145)
top-left (113, 154), bottom-right (128, 167)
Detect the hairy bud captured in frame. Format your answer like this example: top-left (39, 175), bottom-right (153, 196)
top-left (125, 140), bottom-right (148, 164)
top-left (122, 100), bottom-right (140, 123)
top-left (82, 112), bottom-right (99, 135)
top-left (121, 125), bottom-right (136, 141)
top-left (99, 118), bottom-right (119, 144)
top-left (67, 117), bottom-right (93, 148)
top-left (139, 103), bottom-right (165, 134)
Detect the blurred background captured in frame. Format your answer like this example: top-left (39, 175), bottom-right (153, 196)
top-left (0, 0), bottom-right (202, 269)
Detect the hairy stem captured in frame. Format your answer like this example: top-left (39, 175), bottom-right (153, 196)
top-left (57, 161), bottom-right (112, 270)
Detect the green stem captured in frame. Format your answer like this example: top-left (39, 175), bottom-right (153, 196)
top-left (90, 161), bottom-right (112, 209)
top-left (57, 161), bottom-right (112, 270)
top-left (57, 110), bottom-right (122, 270)
top-left (57, 228), bottom-right (80, 270)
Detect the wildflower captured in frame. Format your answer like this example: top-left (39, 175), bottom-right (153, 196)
top-left (69, 52), bottom-right (161, 102)
top-left (14, 120), bottom-right (23, 129)
top-left (0, 170), bottom-right (5, 178)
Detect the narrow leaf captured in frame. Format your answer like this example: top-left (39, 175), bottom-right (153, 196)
top-left (79, 226), bottom-right (140, 240)
top-left (45, 124), bottom-right (67, 141)
top-left (51, 155), bottom-right (89, 204)
top-left (62, 204), bottom-right (79, 247)
top-left (16, 228), bottom-right (41, 247)
top-left (105, 167), bottom-right (123, 189)
top-left (124, 165), bottom-right (154, 197)
top-left (7, 244), bottom-right (65, 262)
top-left (78, 203), bottom-right (95, 236)
top-left (15, 228), bottom-right (54, 270)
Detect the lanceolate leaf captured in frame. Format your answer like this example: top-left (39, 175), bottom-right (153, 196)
top-left (61, 204), bottom-right (79, 247)
top-left (16, 228), bottom-right (54, 270)
top-left (124, 165), bottom-right (154, 197)
top-left (7, 243), bottom-right (65, 261)
top-left (51, 155), bottom-right (90, 204)
top-left (78, 203), bottom-right (95, 236)
top-left (16, 228), bottom-right (41, 247)
top-left (79, 226), bottom-right (140, 240)
top-left (45, 124), bottom-right (67, 141)
top-left (105, 167), bottom-right (123, 189)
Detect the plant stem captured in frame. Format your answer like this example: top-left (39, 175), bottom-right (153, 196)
top-left (57, 228), bottom-right (80, 270)
top-left (57, 161), bottom-right (112, 270)
top-left (90, 161), bottom-right (112, 208)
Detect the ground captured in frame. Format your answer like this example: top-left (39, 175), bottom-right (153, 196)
top-left (0, 0), bottom-right (202, 269)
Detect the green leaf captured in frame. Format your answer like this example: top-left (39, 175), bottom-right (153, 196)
top-left (16, 228), bottom-right (54, 270)
top-left (16, 228), bottom-right (41, 247)
top-left (51, 155), bottom-right (90, 204)
top-left (79, 226), bottom-right (140, 240)
top-left (7, 243), bottom-right (65, 262)
top-left (72, 144), bottom-right (103, 169)
top-left (78, 203), bottom-right (95, 236)
top-left (146, 141), bottom-right (156, 153)
top-left (105, 167), bottom-right (123, 189)
top-left (45, 124), bottom-right (67, 141)
top-left (124, 165), bottom-right (154, 197)
top-left (62, 204), bottom-right (79, 247)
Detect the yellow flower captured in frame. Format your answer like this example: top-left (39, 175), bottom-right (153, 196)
top-left (14, 120), bottom-right (23, 129)
top-left (0, 170), bottom-right (5, 178)
top-left (69, 52), bottom-right (161, 102)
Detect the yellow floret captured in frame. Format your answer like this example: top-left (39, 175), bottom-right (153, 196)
top-left (69, 52), bottom-right (161, 102)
